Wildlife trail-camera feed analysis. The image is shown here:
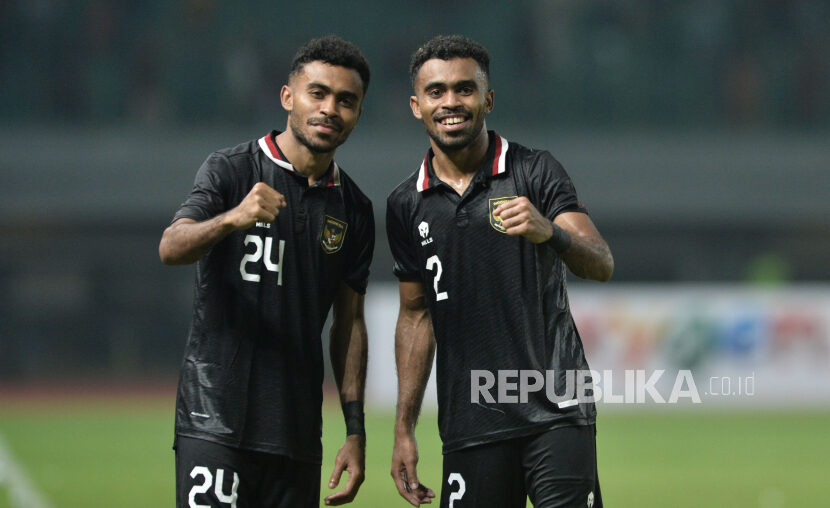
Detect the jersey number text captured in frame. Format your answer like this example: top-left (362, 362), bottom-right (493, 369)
top-left (447, 472), bottom-right (466, 507)
top-left (240, 235), bottom-right (285, 285)
top-left (189, 466), bottom-right (239, 508)
top-left (426, 255), bottom-right (448, 301)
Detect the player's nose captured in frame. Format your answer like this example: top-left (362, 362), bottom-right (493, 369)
top-left (319, 95), bottom-right (339, 116)
top-left (441, 90), bottom-right (462, 108)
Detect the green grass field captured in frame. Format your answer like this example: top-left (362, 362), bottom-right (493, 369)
top-left (1, 395), bottom-right (828, 507)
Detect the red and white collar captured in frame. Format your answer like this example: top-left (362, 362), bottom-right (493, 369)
top-left (258, 132), bottom-right (342, 187)
top-left (416, 132), bottom-right (509, 193)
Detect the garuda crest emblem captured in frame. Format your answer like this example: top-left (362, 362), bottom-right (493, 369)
top-left (321, 215), bottom-right (348, 254)
top-left (488, 196), bottom-right (517, 233)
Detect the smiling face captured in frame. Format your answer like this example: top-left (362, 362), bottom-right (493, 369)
top-left (410, 57), bottom-right (493, 153)
top-left (281, 60), bottom-right (364, 154)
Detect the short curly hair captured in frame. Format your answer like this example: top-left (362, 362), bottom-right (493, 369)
top-left (409, 35), bottom-right (490, 88)
top-left (290, 35), bottom-right (371, 95)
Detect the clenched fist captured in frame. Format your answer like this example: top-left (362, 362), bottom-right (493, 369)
top-left (226, 182), bottom-right (287, 230)
top-left (493, 196), bottom-right (553, 244)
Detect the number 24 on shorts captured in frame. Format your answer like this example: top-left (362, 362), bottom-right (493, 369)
top-left (189, 466), bottom-right (239, 508)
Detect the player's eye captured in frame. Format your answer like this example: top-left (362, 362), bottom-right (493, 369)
top-left (427, 89), bottom-right (443, 98)
top-left (339, 97), bottom-right (355, 108)
top-left (309, 89), bottom-right (324, 98)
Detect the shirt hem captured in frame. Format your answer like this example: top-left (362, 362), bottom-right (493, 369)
top-left (174, 429), bottom-right (323, 464)
top-left (393, 272), bottom-right (422, 282)
top-left (171, 211), bottom-right (209, 225)
top-left (440, 415), bottom-right (595, 455)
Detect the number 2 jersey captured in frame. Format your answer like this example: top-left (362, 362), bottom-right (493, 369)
top-left (386, 131), bottom-right (596, 453)
top-left (171, 131), bottom-right (374, 464)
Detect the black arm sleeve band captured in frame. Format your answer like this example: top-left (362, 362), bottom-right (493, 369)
top-left (342, 401), bottom-right (365, 436)
top-left (547, 223), bottom-right (572, 254)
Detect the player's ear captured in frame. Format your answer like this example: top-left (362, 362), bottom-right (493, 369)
top-left (410, 95), bottom-right (423, 120)
top-left (485, 89), bottom-right (494, 114)
top-left (280, 85), bottom-right (293, 111)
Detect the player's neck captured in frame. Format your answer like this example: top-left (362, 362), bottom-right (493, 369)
top-left (430, 128), bottom-right (489, 192)
top-left (275, 131), bottom-right (335, 186)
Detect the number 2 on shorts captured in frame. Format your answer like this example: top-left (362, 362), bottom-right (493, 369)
top-left (447, 472), bottom-right (466, 507)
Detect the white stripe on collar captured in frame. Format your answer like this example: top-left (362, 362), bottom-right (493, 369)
top-left (258, 135), bottom-right (295, 173)
top-left (259, 135), bottom-right (342, 187)
top-left (494, 134), bottom-right (509, 175)
top-left (331, 163), bottom-right (342, 187)
top-left (415, 158), bottom-right (427, 193)
top-left (415, 134), bottom-right (510, 192)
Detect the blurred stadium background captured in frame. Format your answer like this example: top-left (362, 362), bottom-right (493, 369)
top-left (1, 1), bottom-right (829, 507)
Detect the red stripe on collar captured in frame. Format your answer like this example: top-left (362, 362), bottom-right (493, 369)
top-left (491, 134), bottom-right (503, 176)
top-left (264, 132), bottom-right (283, 161)
top-left (420, 154), bottom-right (430, 191)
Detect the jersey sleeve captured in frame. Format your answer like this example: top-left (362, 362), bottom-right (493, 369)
top-left (172, 152), bottom-right (232, 223)
top-left (530, 150), bottom-right (587, 221)
top-left (343, 202), bottom-right (375, 295)
top-left (385, 193), bottom-right (422, 281)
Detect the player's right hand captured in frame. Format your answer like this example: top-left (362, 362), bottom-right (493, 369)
top-left (226, 182), bottom-right (287, 229)
top-left (391, 433), bottom-right (435, 506)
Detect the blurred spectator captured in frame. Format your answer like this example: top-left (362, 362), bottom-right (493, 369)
top-left (0, 1), bottom-right (827, 127)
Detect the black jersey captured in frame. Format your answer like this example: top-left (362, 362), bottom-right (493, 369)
top-left (386, 131), bottom-right (595, 453)
top-left (172, 131), bottom-right (374, 464)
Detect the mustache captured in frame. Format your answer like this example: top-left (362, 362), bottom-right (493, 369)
top-left (307, 117), bottom-right (343, 131)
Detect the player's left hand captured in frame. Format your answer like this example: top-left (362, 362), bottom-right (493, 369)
top-left (493, 196), bottom-right (553, 244)
top-left (324, 434), bottom-right (366, 505)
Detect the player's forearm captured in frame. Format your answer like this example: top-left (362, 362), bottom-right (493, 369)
top-left (159, 215), bottom-right (236, 265)
top-left (394, 307), bottom-right (435, 437)
top-left (330, 314), bottom-right (368, 404)
top-left (560, 230), bottom-right (614, 281)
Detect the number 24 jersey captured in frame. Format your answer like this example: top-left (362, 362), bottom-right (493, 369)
top-left (172, 131), bottom-right (374, 463)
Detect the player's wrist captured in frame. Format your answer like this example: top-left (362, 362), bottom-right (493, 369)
top-left (342, 400), bottom-right (365, 437)
top-left (532, 219), bottom-right (555, 244)
top-left (218, 210), bottom-right (242, 231)
top-left (545, 223), bottom-right (572, 254)
top-left (394, 423), bottom-right (416, 439)
top-left (345, 433), bottom-right (366, 449)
